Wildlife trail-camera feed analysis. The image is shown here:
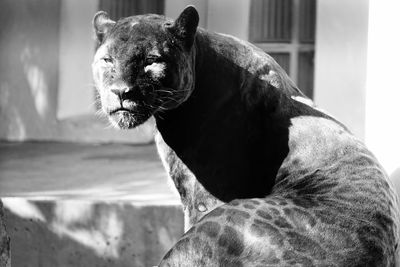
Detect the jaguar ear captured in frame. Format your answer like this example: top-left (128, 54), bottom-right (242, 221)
top-left (93, 11), bottom-right (115, 43)
top-left (167, 6), bottom-right (199, 50)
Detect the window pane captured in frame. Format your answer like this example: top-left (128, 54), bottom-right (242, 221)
top-left (250, 0), bottom-right (292, 43)
top-left (269, 53), bottom-right (290, 75)
top-left (297, 51), bottom-right (314, 98)
top-left (299, 0), bottom-right (316, 43)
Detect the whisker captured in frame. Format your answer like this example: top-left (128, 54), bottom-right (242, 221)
top-left (147, 105), bottom-right (160, 110)
top-left (156, 88), bottom-right (191, 94)
top-left (103, 121), bottom-right (116, 130)
top-left (146, 102), bottom-right (167, 111)
top-left (174, 89), bottom-right (192, 92)
top-left (159, 96), bottom-right (180, 103)
top-left (158, 95), bottom-right (177, 100)
top-left (156, 90), bottom-right (174, 94)
top-left (94, 108), bottom-right (106, 116)
top-left (156, 112), bottom-right (165, 120)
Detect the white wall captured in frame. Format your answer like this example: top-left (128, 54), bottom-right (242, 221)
top-left (314, 0), bottom-right (400, 194)
top-left (57, 0), bottom-right (97, 119)
top-left (365, 0), bottom-right (400, 179)
top-left (314, 0), bottom-right (369, 140)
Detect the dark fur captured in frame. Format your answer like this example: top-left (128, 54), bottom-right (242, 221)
top-left (92, 7), bottom-right (400, 266)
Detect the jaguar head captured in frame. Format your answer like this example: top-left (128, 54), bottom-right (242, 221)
top-left (92, 6), bottom-right (199, 129)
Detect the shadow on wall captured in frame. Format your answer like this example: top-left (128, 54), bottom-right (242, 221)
top-left (0, 0), bottom-right (60, 141)
top-left (3, 198), bottom-right (183, 267)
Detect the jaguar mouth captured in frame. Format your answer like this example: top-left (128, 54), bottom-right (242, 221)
top-left (107, 108), bottom-right (137, 129)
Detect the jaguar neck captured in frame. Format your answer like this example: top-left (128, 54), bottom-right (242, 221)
top-left (155, 31), bottom-right (288, 201)
top-left (154, 29), bottom-right (319, 201)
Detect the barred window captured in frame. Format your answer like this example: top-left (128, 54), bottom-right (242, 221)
top-left (98, 0), bottom-right (164, 20)
top-left (249, 0), bottom-right (316, 98)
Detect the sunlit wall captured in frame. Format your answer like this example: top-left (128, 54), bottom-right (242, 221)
top-left (314, 0), bottom-right (369, 140)
top-left (365, 0), bottom-right (400, 190)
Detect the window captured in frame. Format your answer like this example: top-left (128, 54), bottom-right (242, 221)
top-left (99, 0), bottom-right (164, 20)
top-left (249, 0), bottom-right (316, 98)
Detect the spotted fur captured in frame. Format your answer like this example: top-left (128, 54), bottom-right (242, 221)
top-left (92, 6), bottom-right (400, 267)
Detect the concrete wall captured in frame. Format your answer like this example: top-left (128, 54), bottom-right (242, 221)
top-left (314, 0), bottom-right (369, 140)
top-left (0, 0), bottom-right (61, 141)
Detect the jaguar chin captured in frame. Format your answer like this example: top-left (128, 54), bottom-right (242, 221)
top-left (108, 109), bottom-right (136, 129)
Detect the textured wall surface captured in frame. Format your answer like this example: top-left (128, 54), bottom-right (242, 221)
top-left (4, 199), bottom-right (184, 267)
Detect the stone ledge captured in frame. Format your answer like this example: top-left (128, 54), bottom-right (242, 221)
top-left (0, 141), bottom-right (180, 205)
top-left (56, 114), bottom-right (156, 145)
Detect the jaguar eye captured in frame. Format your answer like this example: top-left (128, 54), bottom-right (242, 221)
top-left (102, 57), bottom-right (113, 64)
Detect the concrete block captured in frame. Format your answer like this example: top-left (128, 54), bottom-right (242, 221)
top-left (3, 198), bottom-right (184, 267)
top-left (0, 200), bottom-right (11, 267)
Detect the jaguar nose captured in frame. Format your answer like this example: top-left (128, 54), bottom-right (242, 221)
top-left (111, 87), bottom-right (134, 101)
